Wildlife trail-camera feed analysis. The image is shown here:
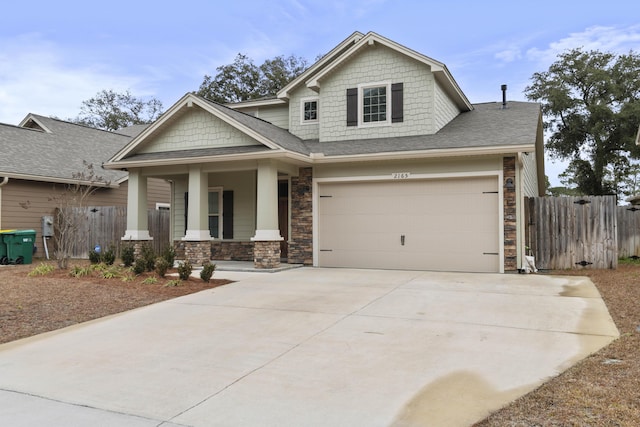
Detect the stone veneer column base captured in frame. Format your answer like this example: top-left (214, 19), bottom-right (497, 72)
top-left (253, 241), bottom-right (281, 269)
top-left (289, 167), bottom-right (313, 265)
top-left (503, 156), bottom-right (517, 271)
top-left (128, 241), bottom-right (151, 260)
top-left (174, 241), bottom-right (211, 266)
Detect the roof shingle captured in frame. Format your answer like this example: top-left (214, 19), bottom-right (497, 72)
top-left (0, 115), bottom-right (130, 184)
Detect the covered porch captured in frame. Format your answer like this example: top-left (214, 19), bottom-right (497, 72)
top-left (122, 160), bottom-right (312, 269)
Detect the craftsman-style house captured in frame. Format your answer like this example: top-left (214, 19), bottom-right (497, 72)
top-left (105, 31), bottom-right (544, 273)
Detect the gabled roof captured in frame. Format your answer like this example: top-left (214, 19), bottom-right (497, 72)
top-left (0, 114), bottom-right (132, 186)
top-left (277, 31), bottom-right (365, 100)
top-left (116, 124), bottom-right (150, 138)
top-left (107, 93), bottom-right (312, 167)
top-left (274, 31), bottom-right (472, 112)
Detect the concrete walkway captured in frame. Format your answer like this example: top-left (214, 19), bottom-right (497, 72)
top-left (0, 268), bottom-right (619, 426)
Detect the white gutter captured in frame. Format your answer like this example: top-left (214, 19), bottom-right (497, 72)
top-left (103, 150), bottom-right (314, 170)
top-left (105, 144), bottom-right (535, 170)
top-left (0, 173), bottom-right (118, 188)
top-left (308, 144), bottom-right (536, 164)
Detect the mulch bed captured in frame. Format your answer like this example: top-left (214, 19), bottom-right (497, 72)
top-left (0, 261), bottom-right (231, 345)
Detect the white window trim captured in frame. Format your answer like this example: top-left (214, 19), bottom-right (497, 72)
top-left (208, 186), bottom-right (223, 239)
top-left (300, 96), bottom-right (319, 125)
top-left (358, 81), bottom-right (391, 128)
top-left (155, 202), bottom-right (170, 211)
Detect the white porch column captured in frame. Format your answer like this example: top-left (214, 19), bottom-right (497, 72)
top-left (252, 160), bottom-right (283, 241)
top-left (183, 165), bottom-right (212, 241)
top-left (122, 169), bottom-right (152, 240)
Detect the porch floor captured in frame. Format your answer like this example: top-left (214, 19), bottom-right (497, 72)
top-left (208, 260), bottom-right (304, 273)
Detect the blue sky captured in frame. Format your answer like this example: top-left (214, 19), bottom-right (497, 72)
top-left (2, 0), bottom-right (640, 184)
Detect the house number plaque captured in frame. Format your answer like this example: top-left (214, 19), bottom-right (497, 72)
top-left (392, 172), bottom-right (411, 179)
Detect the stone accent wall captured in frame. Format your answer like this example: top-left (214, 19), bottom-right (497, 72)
top-left (173, 240), bottom-right (211, 266)
top-left (289, 167), bottom-right (313, 265)
top-left (130, 241), bottom-right (151, 260)
top-left (503, 157), bottom-right (517, 271)
top-left (253, 241), bottom-right (281, 269)
top-left (211, 241), bottom-right (253, 261)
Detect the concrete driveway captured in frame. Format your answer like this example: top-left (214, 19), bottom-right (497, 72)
top-left (0, 268), bottom-right (618, 426)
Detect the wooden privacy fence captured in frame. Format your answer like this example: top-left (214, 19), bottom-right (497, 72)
top-left (66, 206), bottom-right (170, 259)
top-left (617, 204), bottom-right (640, 259)
top-left (525, 196), bottom-right (618, 270)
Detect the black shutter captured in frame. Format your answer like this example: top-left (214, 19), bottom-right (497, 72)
top-left (184, 192), bottom-right (188, 234)
top-left (222, 190), bottom-right (234, 239)
top-left (346, 88), bottom-right (358, 126)
top-left (392, 83), bottom-right (403, 123)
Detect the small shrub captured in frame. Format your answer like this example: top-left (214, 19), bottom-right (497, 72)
top-left (162, 245), bottom-right (176, 267)
top-left (88, 249), bottom-right (102, 264)
top-left (132, 258), bottom-right (147, 275)
top-left (164, 279), bottom-right (183, 287)
top-left (121, 272), bottom-right (135, 282)
top-left (142, 277), bottom-right (158, 285)
top-left (200, 262), bottom-right (216, 283)
top-left (102, 245), bottom-right (116, 265)
top-left (90, 263), bottom-right (106, 273)
top-left (28, 263), bottom-right (55, 277)
top-left (121, 244), bottom-right (135, 267)
top-left (99, 266), bottom-right (120, 279)
top-left (155, 257), bottom-right (170, 278)
top-left (177, 261), bottom-right (193, 280)
top-left (140, 243), bottom-right (156, 272)
top-left (69, 265), bottom-right (91, 278)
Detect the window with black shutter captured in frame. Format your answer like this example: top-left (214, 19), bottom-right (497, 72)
top-left (346, 83), bottom-right (403, 126)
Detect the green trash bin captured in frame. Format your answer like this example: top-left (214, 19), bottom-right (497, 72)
top-left (0, 229), bottom-right (14, 265)
top-left (2, 229), bottom-right (36, 264)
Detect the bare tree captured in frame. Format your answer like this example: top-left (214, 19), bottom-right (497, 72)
top-left (49, 162), bottom-right (110, 269)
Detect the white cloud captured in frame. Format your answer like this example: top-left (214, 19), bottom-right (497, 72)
top-left (0, 34), bottom-right (148, 124)
top-left (494, 46), bottom-right (523, 63)
top-left (527, 25), bottom-right (640, 64)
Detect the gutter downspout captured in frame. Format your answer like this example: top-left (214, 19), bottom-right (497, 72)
top-left (0, 176), bottom-right (8, 229)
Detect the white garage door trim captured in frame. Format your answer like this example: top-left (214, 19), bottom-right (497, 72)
top-left (313, 171), bottom-right (504, 272)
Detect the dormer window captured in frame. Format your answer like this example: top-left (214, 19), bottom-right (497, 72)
top-left (301, 97), bottom-right (319, 124)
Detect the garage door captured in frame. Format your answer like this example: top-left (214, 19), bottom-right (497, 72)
top-left (317, 176), bottom-right (500, 272)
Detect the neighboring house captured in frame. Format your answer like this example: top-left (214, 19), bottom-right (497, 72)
top-left (104, 31), bottom-right (545, 273)
top-left (0, 114), bottom-right (170, 255)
